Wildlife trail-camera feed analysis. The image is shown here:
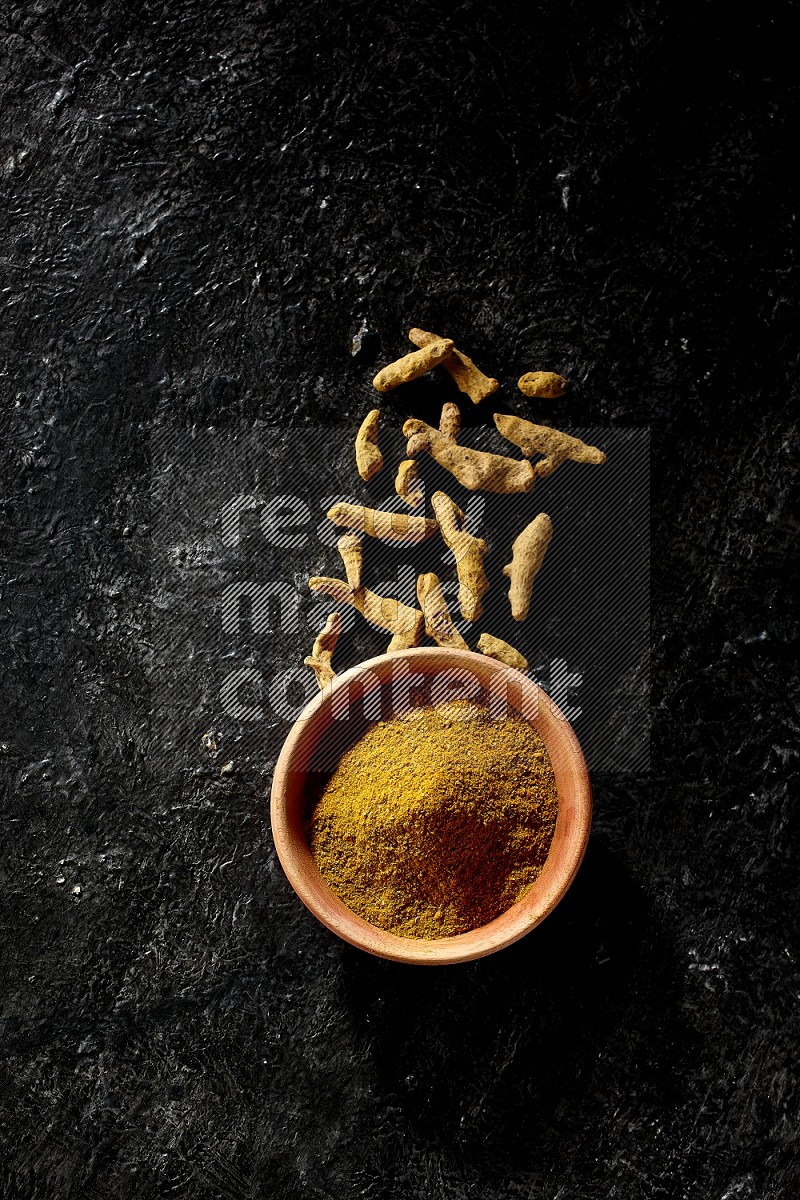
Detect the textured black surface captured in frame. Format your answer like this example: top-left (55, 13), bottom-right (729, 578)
top-left (147, 421), bottom-right (649, 777)
top-left (2, 3), bottom-right (799, 1198)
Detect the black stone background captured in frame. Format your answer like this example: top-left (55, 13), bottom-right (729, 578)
top-left (148, 422), bottom-right (649, 778)
top-left (1, 2), bottom-right (798, 1198)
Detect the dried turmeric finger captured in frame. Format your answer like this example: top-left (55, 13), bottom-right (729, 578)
top-left (477, 632), bottom-right (528, 672)
top-left (327, 501), bottom-right (437, 544)
top-left (408, 327), bottom-right (499, 405)
top-left (304, 612), bottom-right (342, 690)
top-left (404, 412), bottom-right (536, 494)
top-left (438, 401), bottom-right (461, 441)
top-left (431, 491), bottom-right (490, 623)
top-left (372, 338), bottom-right (454, 393)
top-left (360, 588), bottom-right (423, 652)
top-left (395, 459), bottom-right (424, 509)
top-left (337, 532), bottom-right (364, 590)
top-left (517, 371), bottom-right (569, 400)
top-left (355, 408), bottom-right (383, 481)
top-left (386, 626), bottom-right (421, 655)
top-left (309, 576), bottom-right (423, 652)
top-left (503, 513), bottom-right (553, 622)
top-left (417, 572), bottom-right (469, 651)
top-left (494, 413), bottom-right (606, 477)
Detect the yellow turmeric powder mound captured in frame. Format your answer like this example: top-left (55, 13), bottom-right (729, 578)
top-left (307, 700), bottom-right (558, 938)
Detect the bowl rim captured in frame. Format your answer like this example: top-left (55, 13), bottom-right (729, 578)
top-left (270, 646), bottom-right (592, 965)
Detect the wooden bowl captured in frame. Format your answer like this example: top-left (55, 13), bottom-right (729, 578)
top-left (270, 647), bottom-right (591, 965)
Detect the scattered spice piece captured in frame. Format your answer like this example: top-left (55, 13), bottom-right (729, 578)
top-left (404, 405), bottom-right (537, 494)
top-left (517, 371), bottom-right (569, 399)
top-left (439, 400), bottom-right (461, 440)
top-left (304, 611), bottom-right (342, 690)
top-left (308, 576), bottom-right (423, 653)
top-left (395, 459), bottom-right (424, 508)
top-left (355, 408), bottom-right (383, 481)
top-left (372, 338), bottom-right (454, 393)
top-left (327, 501), bottom-right (438, 545)
top-left (503, 513), bottom-right (554, 622)
top-left (337, 532), bottom-right (363, 590)
top-left (493, 413), bottom-right (606, 476)
top-left (307, 699), bottom-right (558, 938)
top-left (477, 632), bottom-right (528, 671)
top-left (417, 572), bottom-right (468, 650)
top-left (408, 326), bottom-right (499, 404)
top-left (431, 490), bottom-right (490, 623)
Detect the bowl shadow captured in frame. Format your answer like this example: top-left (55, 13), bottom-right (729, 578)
top-left (340, 835), bottom-right (693, 1177)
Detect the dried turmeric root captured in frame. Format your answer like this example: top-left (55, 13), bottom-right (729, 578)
top-left (372, 338), bottom-right (454, 393)
top-left (404, 405), bottom-right (536, 494)
top-left (477, 633), bottom-right (528, 672)
top-left (304, 612), bottom-right (342, 690)
top-left (493, 413), bottom-right (606, 477)
top-left (517, 371), bottom-right (568, 400)
top-left (337, 532), bottom-right (363, 590)
top-left (408, 327), bottom-right (499, 405)
top-left (503, 513), bottom-right (553, 622)
top-left (438, 400), bottom-right (461, 441)
top-left (355, 408), bottom-right (383, 481)
top-left (326, 502), bottom-right (437, 545)
top-left (417, 572), bottom-right (469, 651)
top-left (394, 459), bottom-right (425, 509)
top-left (431, 490), bottom-right (490, 623)
top-left (308, 576), bottom-right (423, 653)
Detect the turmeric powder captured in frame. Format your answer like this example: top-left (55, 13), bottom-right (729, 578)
top-left (307, 699), bottom-right (558, 938)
